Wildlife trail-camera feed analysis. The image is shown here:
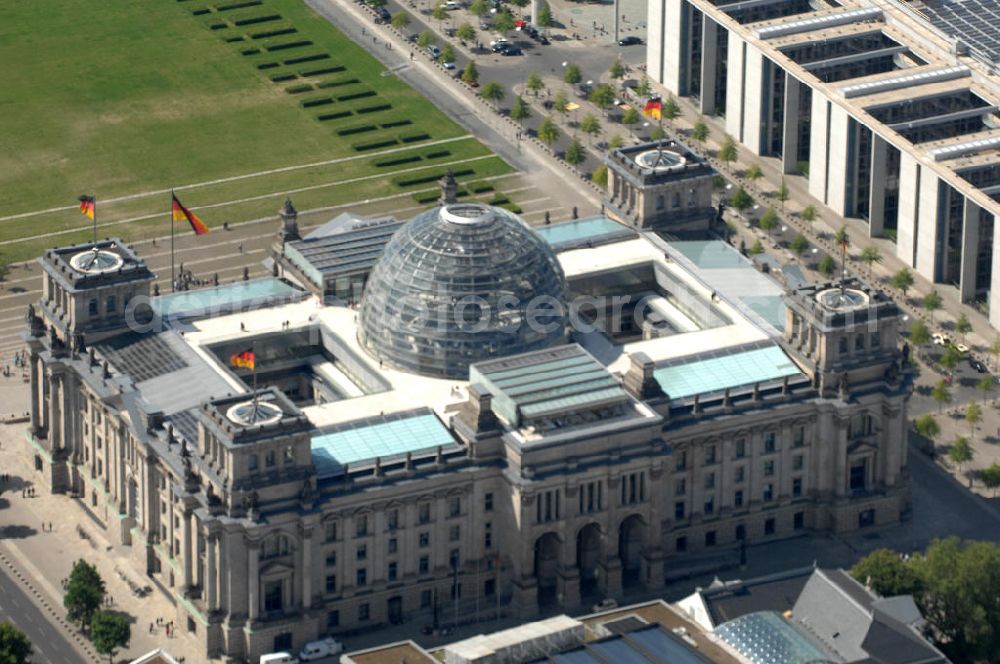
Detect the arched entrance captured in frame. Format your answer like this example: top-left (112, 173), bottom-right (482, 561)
top-left (576, 524), bottom-right (602, 598)
top-left (533, 532), bottom-right (561, 607)
top-left (618, 515), bottom-right (645, 587)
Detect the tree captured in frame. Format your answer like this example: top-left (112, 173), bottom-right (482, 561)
top-left (924, 289), bottom-right (942, 322)
top-left (91, 611), bottom-right (130, 664)
top-left (492, 9), bottom-right (515, 33)
top-left (564, 137), bottom-right (585, 166)
top-left (776, 179), bottom-right (789, 211)
top-left (608, 134), bottom-right (624, 149)
top-left (457, 22), bottom-right (476, 43)
top-left (662, 95), bottom-right (681, 123)
top-left (748, 240), bottom-right (764, 256)
top-left (955, 313), bottom-right (972, 343)
top-left (891, 268), bottom-right (914, 296)
top-left (608, 60), bottom-right (625, 79)
top-left (730, 187), bottom-right (752, 213)
top-left (510, 95), bottom-right (530, 126)
top-left (621, 107), bottom-right (640, 125)
top-left (939, 344), bottom-right (961, 372)
top-left (0, 623), bottom-right (33, 664)
top-left (588, 83), bottom-right (616, 113)
top-left (391, 11), bottom-right (411, 29)
top-left (914, 414), bottom-right (940, 447)
top-left (634, 76), bottom-right (651, 98)
top-left (991, 337), bottom-right (1000, 372)
top-left (480, 81), bottom-right (504, 106)
top-left (745, 164), bottom-right (763, 183)
top-left (758, 207), bottom-right (779, 234)
top-left (461, 60), bottom-right (479, 84)
top-left (537, 116), bottom-right (560, 147)
top-left (367, 0), bottom-right (386, 7)
top-left (552, 90), bottom-right (569, 116)
top-left (691, 120), bottom-right (709, 144)
top-left (440, 44), bottom-right (456, 65)
top-left (818, 255), bottom-right (836, 277)
top-left (579, 113), bottom-right (600, 143)
top-left (525, 71), bottom-right (544, 97)
top-left (563, 63), bottom-right (582, 85)
top-left (931, 379), bottom-right (951, 413)
top-left (850, 549), bottom-right (921, 598)
top-left (469, 0), bottom-right (489, 17)
top-left (800, 205), bottom-right (817, 223)
top-left (981, 462), bottom-right (1000, 496)
top-left (591, 164), bottom-right (608, 188)
top-left (790, 234), bottom-right (809, 257)
top-left (860, 246), bottom-right (882, 277)
top-left (432, 1), bottom-right (449, 26)
top-left (718, 134), bottom-right (738, 171)
top-left (417, 30), bottom-right (436, 48)
top-left (965, 401), bottom-right (982, 438)
top-left (536, 5), bottom-right (553, 27)
top-left (834, 225), bottom-right (850, 248)
top-left (910, 319), bottom-right (931, 347)
top-left (948, 437), bottom-right (974, 478)
top-left (64, 559), bottom-right (105, 631)
top-left (976, 374), bottom-right (993, 404)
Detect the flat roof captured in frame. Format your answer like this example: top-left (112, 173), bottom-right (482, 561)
top-left (150, 278), bottom-right (303, 320)
top-left (915, 0), bottom-right (1000, 67)
top-left (284, 218), bottom-right (404, 281)
top-left (654, 343), bottom-right (802, 400)
top-left (310, 408), bottom-right (457, 476)
top-left (534, 216), bottom-right (637, 250)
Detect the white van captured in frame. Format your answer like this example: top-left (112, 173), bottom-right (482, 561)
top-left (260, 653), bottom-right (298, 664)
top-left (299, 637), bottom-right (344, 661)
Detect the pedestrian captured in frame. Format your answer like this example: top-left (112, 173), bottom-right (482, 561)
top-left (410, 50), bottom-right (413, 60)
top-left (149, 622), bottom-right (154, 634)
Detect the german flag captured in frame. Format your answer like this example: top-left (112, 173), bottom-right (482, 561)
top-left (643, 97), bottom-right (662, 121)
top-left (230, 348), bottom-right (255, 371)
top-left (78, 195), bottom-right (95, 220)
top-left (171, 193), bottom-right (210, 236)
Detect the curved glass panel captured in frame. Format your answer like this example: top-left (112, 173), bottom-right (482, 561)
top-left (358, 204), bottom-right (569, 378)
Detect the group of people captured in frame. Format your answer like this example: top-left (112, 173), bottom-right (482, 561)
top-left (149, 617), bottom-right (177, 638)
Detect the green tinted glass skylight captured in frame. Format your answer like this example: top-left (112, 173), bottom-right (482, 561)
top-left (654, 345), bottom-right (801, 400)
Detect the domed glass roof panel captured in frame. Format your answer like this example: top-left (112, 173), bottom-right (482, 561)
top-left (358, 204), bottom-right (569, 378)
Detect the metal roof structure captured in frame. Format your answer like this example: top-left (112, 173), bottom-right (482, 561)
top-left (653, 342), bottom-right (802, 400)
top-left (310, 408), bottom-right (458, 477)
top-left (533, 216), bottom-right (637, 251)
top-left (283, 217), bottom-right (404, 287)
top-left (470, 344), bottom-right (628, 428)
top-left (526, 625), bottom-right (712, 664)
top-left (906, 0), bottom-right (1000, 67)
top-left (713, 612), bottom-right (837, 664)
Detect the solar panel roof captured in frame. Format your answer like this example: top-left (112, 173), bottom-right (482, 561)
top-left (913, 0), bottom-right (1000, 67)
top-left (654, 343), bottom-right (802, 400)
top-left (310, 408), bottom-right (456, 477)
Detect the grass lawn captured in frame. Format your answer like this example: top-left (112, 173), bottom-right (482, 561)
top-left (0, 0), bottom-right (511, 262)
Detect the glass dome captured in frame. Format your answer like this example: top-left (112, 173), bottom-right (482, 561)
top-left (358, 203), bottom-right (569, 378)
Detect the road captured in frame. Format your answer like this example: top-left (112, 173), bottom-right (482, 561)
top-left (0, 566), bottom-right (87, 664)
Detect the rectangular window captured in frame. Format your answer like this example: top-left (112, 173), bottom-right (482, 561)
top-left (870, 333), bottom-right (881, 349)
top-left (325, 552), bottom-right (336, 568)
top-left (106, 295), bottom-right (116, 313)
top-left (387, 509), bottom-right (398, 530)
top-left (419, 532), bottom-right (429, 548)
top-left (704, 495), bottom-right (714, 515)
top-left (356, 569), bottom-right (367, 587)
top-left (387, 538), bottom-right (397, 554)
top-left (704, 472), bottom-right (715, 490)
top-left (793, 454), bottom-right (804, 470)
top-left (388, 562), bottom-right (397, 581)
top-left (484, 523), bottom-right (493, 549)
top-left (705, 531), bottom-right (716, 547)
top-left (449, 525), bottom-right (460, 542)
top-left (676, 536), bottom-right (687, 553)
top-left (764, 432), bottom-right (776, 453)
top-left (763, 484), bottom-right (774, 502)
top-left (674, 501), bottom-right (685, 520)
top-left (325, 575), bottom-right (337, 594)
top-left (358, 603), bottom-right (369, 621)
top-left (419, 556), bottom-right (429, 575)
top-left (763, 460), bottom-right (775, 477)
top-left (794, 511), bottom-right (805, 530)
top-left (765, 518), bottom-right (776, 535)
top-left (734, 490), bottom-right (744, 508)
top-left (265, 450), bottom-right (275, 467)
top-left (420, 589), bottom-right (432, 608)
top-left (705, 445), bottom-right (716, 465)
top-left (327, 610), bottom-right (339, 630)
top-left (88, 299), bottom-right (98, 316)
top-left (484, 492), bottom-right (494, 512)
top-left (418, 502), bottom-right (431, 524)
top-left (355, 515), bottom-right (368, 537)
top-left (449, 549), bottom-right (460, 570)
top-left (855, 335), bottom-right (865, 351)
top-left (248, 455), bottom-right (258, 471)
top-left (839, 337), bottom-right (849, 355)
top-left (735, 439), bottom-right (746, 458)
top-left (793, 478), bottom-right (803, 498)
top-left (356, 544), bottom-right (367, 561)
top-left (264, 581), bottom-right (283, 612)
top-left (675, 450), bottom-right (687, 471)
top-left (675, 478), bottom-right (686, 496)
top-left (449, 496), bottom-right (461, 517)
top-left (793, 427), bottom-right (805, 448)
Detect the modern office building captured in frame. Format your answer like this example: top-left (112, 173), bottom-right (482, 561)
top-left (647, 0), bottom-right (1000, 328)
top-left (22, 192), bottom-right (911, 661)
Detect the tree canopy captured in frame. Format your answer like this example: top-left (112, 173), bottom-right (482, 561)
top-left (588, 83), bottom-right (616, 110)
top-left (955, 313), bottom-right (972, 341)
top-left (537, 116), bottom-right (560, 146)
top-left (552, 90), bottom-right (569, 115)
top-left (909, 319), bottom-right (931, 346)
top-left (758, 207), bottom-right (779, 233)
top-left (691, 121), bottom-right (709, 143)
top-left (591, 164), bottom-right (608, 188)
top-left (931, 379), bottom-right (951, 413)
top-left (609, 60), bottom-right (625, 79)
top-left (730, 187), bottom-right (752, 212)
top-left (525, 71), bottom-right (544, 97)
top-left (718, 135), bottom-right (738, 169)
top-left (563, 63), bottom-right (582, 85)
top-left (493, 9), bottom-right (515, 33)
top-left (620, 107), bottom-right (640, 125)
top-left (924, 289), bottom-right (943, 320)
top-left (965, 401), bottom-right (982, 437)
top-left (818, 255), bottom-right (836, 277)
top-left (417, 30), bottom-right (436, 48)
top-left (536, 5), bottom-right (553, 27)
top-left (0, 623), bottom-right (32, 664)
top-left (579, 113), bottom-right (600, 140)
top-left (800, 205), bottom-right (817, 222)
top-left (480, 81), bottom-right (504, 105)
top-left (510, 95), bottom-right (530, 124)
top-left (469, 0), bottom-right (489, 17)
top-left (789, 234), bottom-right (809, 257)
top-left (948, 436), bottom-right (973, 472)
top-left (745, 165), bottom-right (762, 182)
top-left (913, 414), bottom-right (940, 443)
top-left (461, 60), bottom-right (479, 84)
top-left (91, 611), bottom-right (130, 664)
top-left (64, 560), bottom-right (106, 631)
top-left (456, 22), bottom-right (476, 42)
top-left (564, 137), bottom-right (585, 166)
top-left (390, 12), bottom-right (411, 29)
top-left (891, 268), bottom-right (914, 295)
top-left (850, 548), bottom-right (921, 597)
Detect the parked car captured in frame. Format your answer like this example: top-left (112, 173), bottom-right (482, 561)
top-left (375, 7), bottom-right (391, 23)
top-left (444, 0), bottom-right (463, 9)
top-left (443, 60), bottom-right (456, 69)
top-left (406, 32), bottom-right (419, 42)
top-left (969, 358), bottom-right (987, 373)
top-left (932, 332), bottom-right (951, 346)
top-left (617, 35), bottom-right (642, 46)
top-left (260, 654), bottom-right (298, 664)
top-left (955, 342), bottom-right (970, 354)
top-left (500, 44), bottom-right (522, 55)
top-left (489, 37), bottom-right (510, 47)
top-left (299, 637), bottom-right (343, 662)
top-left (428, 45), bottom-right (441, 59)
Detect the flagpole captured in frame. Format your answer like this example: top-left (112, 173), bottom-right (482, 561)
top-left (170, 190), bottom-right (176, 293)
top-left (93, 195), bottom-right (98, 248)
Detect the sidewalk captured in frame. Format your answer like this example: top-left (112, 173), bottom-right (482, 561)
top-left (0, 423), bottom-right (207, 663)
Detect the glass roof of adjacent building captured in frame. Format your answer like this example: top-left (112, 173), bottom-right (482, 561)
top-left (310, 409), bottom-right (456, 477)
top-left (654, 343), bottom-right (802, 400)
top-left (150, 278), bottom-right (303, 320)
top-left (470, 344), bottom-right (628, 427)
top-left (534, 216), bottom-right (637, 250)
top-left (527, 626), bottom-right (710, 664)
top-left (713, 612), bottom-right (837, 664)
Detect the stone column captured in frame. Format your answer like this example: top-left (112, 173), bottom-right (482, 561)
top-left (29, 353), bottom-right (40, 434)
top-left (869, 135), bottom-right (888, 237)
top-left (557, 537), bottom-right (580, 610)
top-left (835, 419), bottom-right (848, 498)
top-left (207, 533), bottom-right (218, 611)
top-left (183, 512), bottom-right (193, 590)
top-left (301, 527), bottom-right (313, 610)
top-left (960, 198), bottom-right (981, 303)
top-left (248, 542), bottom-right (260, 622)
top-left (700, 18), bottom-right (718, 115)
top-left (782, 75), bottom-right (800, 174)
top-left (48, 373), bottom-right (61, 451)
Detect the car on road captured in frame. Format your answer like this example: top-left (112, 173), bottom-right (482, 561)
top-left (260, 654), bottom-right (298, 664)
top-left (374, 7), bottom-right (390, 23)
top-left (489, 37), bottom-right (510, 48)
top-left (932, 332), bottom-right (951, 346)
top-left (969, 358), bottom-right (987, 373)
top-left (299, 637), bottom-right (343, 661)
top-left (499, 44), bottom-right (522, 55)
top-left (618, 36), bottom-right (642, 46)
top-left (406, 32), bottom-right (419, 42)
top-left (444, 0), bottom-right (463, 9)
top-left (955, 342), bottom-right (970, 354)
top-left (442, 60), bottom-right (455, 69)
